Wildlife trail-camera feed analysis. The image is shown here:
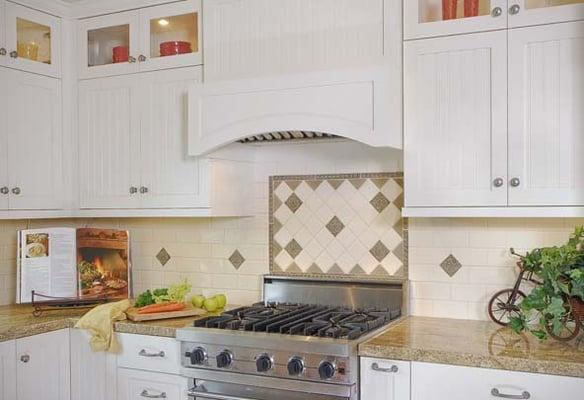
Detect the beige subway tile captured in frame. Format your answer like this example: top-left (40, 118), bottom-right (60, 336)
top-left (410, 282), bottom-right (451, 300)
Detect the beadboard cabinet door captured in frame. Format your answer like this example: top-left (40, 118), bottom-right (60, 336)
top-left (0, 68), bottom-right (8, 211)
top-left (508, 21), bottom-right (584, 206)
top-left (78, 74), bottom-right (142, 209)
top-left (0, 340), bottom-right (16, 400)
top-left (16, 329), bottom-right (70, 400)
top-left (360, 357), bottom-right (411, 400)
top-left (7, 68), bottom-right (63, 210)
top-left (139, 67), bottom-right (209, 208)
top-left (404, 31), bottom-right (508, 207)
top-left (509, 0), bottom-right (584, 28)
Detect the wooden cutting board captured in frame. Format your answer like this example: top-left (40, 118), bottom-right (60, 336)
top-left (126, 304), bottom-right (207, 322)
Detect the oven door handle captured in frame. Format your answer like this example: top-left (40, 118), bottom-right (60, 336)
top-left (187, 388), bottom-right (255, 400)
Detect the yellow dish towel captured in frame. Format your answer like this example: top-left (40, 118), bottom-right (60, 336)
top-left (75, 299), bottom-right (131, 352)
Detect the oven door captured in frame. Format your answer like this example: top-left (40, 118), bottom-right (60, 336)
top-left (187, 379), bottom-right (355, 400)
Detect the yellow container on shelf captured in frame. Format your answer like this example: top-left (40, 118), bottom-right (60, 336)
top-left (17, 41), bottom-right (39, 61)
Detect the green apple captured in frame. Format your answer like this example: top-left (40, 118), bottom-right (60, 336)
top-left (214, 294), bottom-right (227, 308)
top-left (203, 297), bottom-right (219, 312)
top-left (191, 295), bottom-right (205, 309)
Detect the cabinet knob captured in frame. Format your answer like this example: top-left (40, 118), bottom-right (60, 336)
top-left (493, 178), bottom-right (504, 188)
top-left (138, 54), bottom-right (147, 62)
top-left (9, 50), bottom-right (18, 58)
top-left (491, 7), bottom-right (503, 17)
top-left (371, 362), bottom-right (398, 373)
top-left (0, 48), bottom-right (6, 56)
top-left (129, 186), bottom-right (138, 194)
top-left (128, 56), bottom-right (136, 63)
top-left (12, 187), bottom-right (21, 195)
top-left (20, 354), bottom-right (30, 363)
top-left (0, 187), bottom-right (8, 195)
top-left (509, 4), bottom-right (521, 15)
top-left (140, 186), bottom-right (149, 194)
top-left (510, 178), bottom-right (521, 187)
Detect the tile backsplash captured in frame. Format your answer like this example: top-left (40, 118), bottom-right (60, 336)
top-left (408, 218), bottom-right (584, 321)
top-left (269, 173), bottom-right (406, 280)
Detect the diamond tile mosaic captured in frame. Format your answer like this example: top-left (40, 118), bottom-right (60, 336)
top-left (440, 254), bottom-right (461, 277)
top-left (156, 248), bottom-right (171, 266)
top-left (269, 173), bottom-right (406, 280)
top-left (229, 250), bottom-right (246, 270)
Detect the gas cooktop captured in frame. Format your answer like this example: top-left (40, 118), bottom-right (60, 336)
top-left (193, 303), bottom-right (401, 340)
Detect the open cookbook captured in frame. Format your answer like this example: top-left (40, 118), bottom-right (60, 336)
top-left (16, 227), bottom-right (131, 303)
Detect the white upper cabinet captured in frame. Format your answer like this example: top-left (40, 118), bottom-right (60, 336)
top-left (203, 0), bottom-right (387, 81)
top-left (404, 31), bottom-right (508, 207)
top-left (509, 0), bottom-right (584, 27)
top-left (0, 68), bottom-right (8, 211)
top-left (16, 329), bottom-right (70, 400)
top-left (3, 2), bottom-right (61, 77)
top-left (78, 0), bottom-right (202, 79)
top-left (360, 358), bottom-right (411, 400)
top-left (405, 0), bottom-right (507, 40)
top-left (139, 68), bottom-right (208, 208)
top-left (508, 21), bottom-right (584, 206)
top-left (78, 74), bottom-right (142, 209)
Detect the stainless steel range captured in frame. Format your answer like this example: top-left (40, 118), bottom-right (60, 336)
top-left (177, 276), bottom-right (403, 400)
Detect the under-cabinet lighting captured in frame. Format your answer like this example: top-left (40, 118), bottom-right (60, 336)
top-left (158, 19), bottom-right (169, 26)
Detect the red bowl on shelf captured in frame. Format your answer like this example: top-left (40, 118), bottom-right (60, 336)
top-left (112, 46), bottom-right (129, 63)
top-left (160, 41), bottom-right (192, 56)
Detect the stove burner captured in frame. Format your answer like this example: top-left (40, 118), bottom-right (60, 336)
top-left (193, 303), bottom-right (400, 340)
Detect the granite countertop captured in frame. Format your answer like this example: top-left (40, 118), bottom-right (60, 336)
top-left (359, 316), bottom-right (584, 378)
top-left (0, 304), bottom-right (217, 342)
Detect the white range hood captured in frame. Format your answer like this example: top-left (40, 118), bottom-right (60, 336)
top-left (188, 66), bottom-right (402, 156)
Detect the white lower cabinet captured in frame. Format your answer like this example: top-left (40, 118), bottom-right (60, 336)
top-left (360, 357), bottom-right (410, 400)
top-left (411, 362), bottom-right (584, 400)
top-left (0, 340), bottom-right (16, 400)
top-left (16, 329), bottom-right (70, 400)
top-left (117, 368), bottom-right (188, 400)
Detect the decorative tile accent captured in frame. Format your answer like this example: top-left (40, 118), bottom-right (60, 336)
top-left (285, 239), bottom-right (303, 258)
top-left (228, 250), bottom-right (246, 270)
top-left (325, 216), bottom-right (345, 237)
top-left (269, 173), bottom-right (406, 281)
top-left (285, 193), bottom-right (303, 213)
top-left (370, 241), bottom-right (390, 262)
top-left (370, 192), bottom-right (390, 213)
top-left (156, 248), bottom-right (171, 266)
top-left (440, 254), bottom-right (462, 277)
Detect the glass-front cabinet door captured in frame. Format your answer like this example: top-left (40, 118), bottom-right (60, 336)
top-left (508, 0), bottom-right (584, 27)
top-left (404, 0), bottom-right (508, 39)
top-left (4, 2), bottom-right (61, 77)
top-left (78, 11), bottom-right (140, 79)
top-left (138, 0), bottom-right (202, 72)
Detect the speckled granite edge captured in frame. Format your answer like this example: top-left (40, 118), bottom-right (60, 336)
top-left (358, 344), bottom-right (584, 378)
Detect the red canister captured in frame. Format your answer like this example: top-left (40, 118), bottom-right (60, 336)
top-left (464, 0), bottom-right (480, 17)
top-left (442, 0), bottom-right (458, 20)
top-left (112, 46), bottom-right (129, 63)
top-left (160, 41), bottom-right (192, 56)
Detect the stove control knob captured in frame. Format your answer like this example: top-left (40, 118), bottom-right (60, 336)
top-left (287, 357), bottom-right (305, 376)
top-left (255, 354), bottom-right (273, 373)
top-left (186, 347), bottom-right (207, 365)
top-left (318, 361), bottom-right (336, 380)
top-left (216, 350), bottom-right (233, 369)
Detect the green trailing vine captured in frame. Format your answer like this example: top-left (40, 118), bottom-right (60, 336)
top-left (509, 226), bottom-right (584, 340)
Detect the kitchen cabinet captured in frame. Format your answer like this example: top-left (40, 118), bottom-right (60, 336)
top-left (0, 66), bottom-right (63, 211)
top-left (507, 21), bottom-right (584, 206)
top-left (70, 329), bottom-right (117, 400)
top-left (405, 0), bottom-right (584, 40)
top-left (411, 361), bottom-right (584, 400)
top-left (0, 340), bottom-right (16, 400)
top-left (77, 0), bottom-right (201, 79)
top-left (360, 357), bottom-right (410, 400)
top-left (16, 329), bottom-right (70, 400)
top-left (1, 1), bottom-right (61, 77)
top-left (203, 0), bottom-right (388, 81)
top-left (117, 368), bottom-right (188, 400)
top-left (404, 30), bottom-right (508, 207)
top-left (79, 66), bottom-right (251, 215)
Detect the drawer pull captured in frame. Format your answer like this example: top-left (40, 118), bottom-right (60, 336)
top-left (140, 389), bottom-right (167, 398)
top-left (139, 349), bottom-right (166, 358)
top-left (371, 362), bottom-right (398, 373)
top-left (491, 388), bottom-right (531, 399)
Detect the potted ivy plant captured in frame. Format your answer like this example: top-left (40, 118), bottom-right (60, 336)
top-left (509, 226), bottom-right (584, 341)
